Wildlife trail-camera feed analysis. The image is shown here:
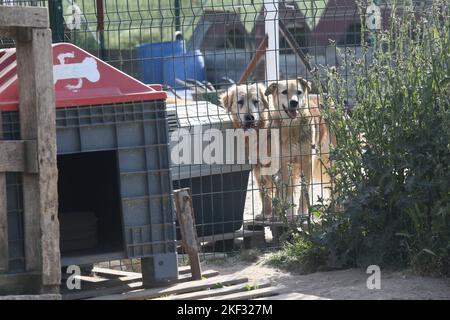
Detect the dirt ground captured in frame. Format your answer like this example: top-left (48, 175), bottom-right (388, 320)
top-left (202, 254), bottom-right (450, 300)
top-left (198, 173), bottom-right (450, 300)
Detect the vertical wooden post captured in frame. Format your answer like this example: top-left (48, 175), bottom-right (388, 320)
top-left (173, 188), bottom-right (202, 280)
top-left (0, 114), bottom-right (8, 273)
top-left (15, 27), bottom-right (60, 292)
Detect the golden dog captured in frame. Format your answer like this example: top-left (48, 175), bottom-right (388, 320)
top-left (220, 84), bottom-right (275, 219)
top-left (265, 77), bottom-right (327, 217)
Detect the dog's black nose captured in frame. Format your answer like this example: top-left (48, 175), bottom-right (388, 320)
top-left (289, 100), bottom-right (299, 108)
top-left (245, 114), bottom-right (255, 122)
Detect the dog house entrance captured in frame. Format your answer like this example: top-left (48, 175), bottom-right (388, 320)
top-left (57, 150), bottom-right (125, 266)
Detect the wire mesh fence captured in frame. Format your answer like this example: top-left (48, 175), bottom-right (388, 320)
top-left (0, 0), bottom-right (436, 274)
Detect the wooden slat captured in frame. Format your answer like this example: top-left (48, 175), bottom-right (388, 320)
top-left (254, 292), bottom-right (329, 300)
top-left (91, 267), bottom-right (218, 282)
top-left (178, 230), bottom-right (265, 245)
top-left (0, 294), bottom-right (61, 300)
top-left (90, 265), bottom-right (199, 279)
top-left (0, 141), bottom-right (28, 172)
top-left (89, 275), bottom-right (249, 300)
top-left (62, 269), bottom-right (220, 300)
top-left (201, 285), bottom-right (286, 300)
top-left (177, 266), bottom-right (193, 275)
top-left (0, 114), bottom-right (7, 273)
top-left (0, 27), bottom-right (17, 38)
top-left (0, 175), bottom-right (6, 274)
top-left (61, 274), bottom-right (108, 283)
top-left (0, 140), bottom-right (38, 173)
top-left (16, 27), bottom-right (60, 289)
top-left (155, 281), bottom-right (272, 300)
top-left (174, 188), bottom-right (202, 280)
top-left (61, 274), bottom-right (141, 292)
top-left (92, 267), bottom-right (141, 278)
top-left (0, 6), bottom-right (48, 29)
top-left (62, 281), bottom-right (143, 301)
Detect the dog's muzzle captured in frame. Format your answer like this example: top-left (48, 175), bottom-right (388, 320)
top-left (242, 114), bottom-right (256, 129)
top-left (283, 100), bottom-right (299, 119)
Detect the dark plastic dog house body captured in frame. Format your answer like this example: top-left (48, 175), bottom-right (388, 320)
top-left (167, 101), bottom-right (252, 238)
top-left (0, 44), bottom-right (178, 283)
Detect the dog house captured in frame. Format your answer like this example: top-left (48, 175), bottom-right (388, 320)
top-left (167, 101), bottom-right (252, 238)
top-left (0, 43), bottom-right (177, 283)
top-left (186, 10), bottom-right (253, 86)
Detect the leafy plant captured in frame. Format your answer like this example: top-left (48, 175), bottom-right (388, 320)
top-left (311, 0), bottom-right (450, 276)
top-left (245, 282), bottom-right (260, 291)
top-left (267, 233), bottom-right (328, 274)
top-left (271, 1), bottom-right (450, 277)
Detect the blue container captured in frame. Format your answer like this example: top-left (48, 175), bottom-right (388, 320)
top-left (137, 41), bottom-right (205, 88)
top-left (163, 49), bottom-right (205, 88)
top-left (136, 40), bottom-right (185, 85)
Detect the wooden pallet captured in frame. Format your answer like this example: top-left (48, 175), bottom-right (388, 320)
top-left (61, 267), bottom-right (284, 300)
top-left (176, 229), bottom-right (266, 251)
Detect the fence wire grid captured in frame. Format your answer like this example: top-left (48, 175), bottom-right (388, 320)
top-left (0, 0), bottom-right (435, 273)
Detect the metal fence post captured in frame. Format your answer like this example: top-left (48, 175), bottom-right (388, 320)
top-left (264, 0), bottom-right (279, 83)
top-left (48, 0), bottom-right (64, 43)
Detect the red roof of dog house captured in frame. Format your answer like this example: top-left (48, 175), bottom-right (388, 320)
top-left (0, 43), bottom-right (166, 111)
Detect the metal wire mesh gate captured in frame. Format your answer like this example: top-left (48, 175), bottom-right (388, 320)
top-left (1, 0), bottom-right (435, 272)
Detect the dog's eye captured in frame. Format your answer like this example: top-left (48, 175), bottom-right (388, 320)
top-left (253, 100), bottom-right (259, 105)
top-left (297, 90), bottom-right (303, 95)
top-left (281, 90), bottom-right (288, 95)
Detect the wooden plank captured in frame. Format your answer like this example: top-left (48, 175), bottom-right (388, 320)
top-left (197, 232), bottom-right (237, 243)
top-left (61, 274), bottom-right (142, 292)
top-left (16, 27), bottom-right (60, 288)
top-left (193, 230), bottom-right (264, 244)
top-left (254, 292), bottom-right (329, 300)
top-left (201, 285), bottom-right (286, 300)
top-left (0, 6), bottom-right (48, 29)
top-left (0, 176), bottom-right (6, 274)
top-left (62, 281), bottom-right (144, 301)
top-left (173, 188), bottom-right (202, 280)
top-left (0, 27), bottom-right (16, 38)
top-left (0, 141), bottom-right (30, 172)
top-left (238, 34), bottom-right (268, 85)
top-left (178, 253), bottom-right (228, 261)
top-left (62, 269), bottom-right (220, 300)
top-left (0, 294), bottom-right (61, 300)
top-left (178, 266), bottom-right (192, 275)
top-left (0, 114), bottom-right (7, 273)
top-left (92, 267), bottom-right (141, 278)
top-left (91, 267), bottom-right (218, 282)
top-left (0, 272), bottom-right (41, 295)
top-left (89, 275), bottom-right (249, 300)
top-left (155, 281), bottom-right (272, 300)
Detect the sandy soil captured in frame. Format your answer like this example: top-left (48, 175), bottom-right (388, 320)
top-left (238, 176), bottom-right (450, 300)
top-left (202, 254), bottom-right (450, 300)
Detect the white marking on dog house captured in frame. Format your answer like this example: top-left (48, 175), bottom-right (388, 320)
top-left (53, 52), bottom-right (100, 92)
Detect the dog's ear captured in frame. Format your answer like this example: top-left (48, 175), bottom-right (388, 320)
top-left (264, 82), bottom-right (278, 96)
top-left (257, 84), bottom-right (269, 110)
top-left (297, 77), bottom-right (312, 92)
top-left (220, 85), bottom-right (236, 111)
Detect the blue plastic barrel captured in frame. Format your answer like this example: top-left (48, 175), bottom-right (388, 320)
top-left (136, 40), bottom-right (185, 85)
top-left (137, 41), bottom-right (205, 88)
top-left (163, 49), bottom-right (205, 88)
top-left (185, 50), bottom-right (206, 84)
